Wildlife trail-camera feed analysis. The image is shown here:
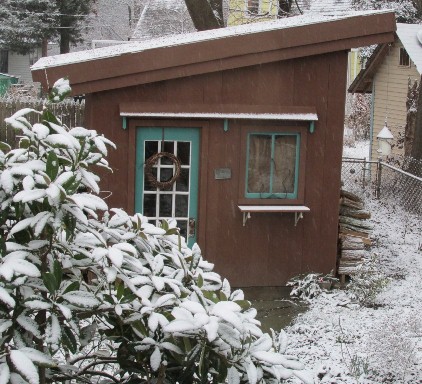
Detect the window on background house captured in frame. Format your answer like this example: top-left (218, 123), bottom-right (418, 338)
top-left (247, 0), bottom-right (260, 14)
top-left (399, 48), bottom-right (410, 67)
top-left (29, 50), bottom-right (39, 66)
top-left (246, 133), bottom-right (300, 199)
top-left (0, 50), bottom-right (8, 73)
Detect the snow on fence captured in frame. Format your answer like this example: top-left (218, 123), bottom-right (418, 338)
top-left (0, 97), bottom-right (85, 147)
top-left (342, 157), bottom-right (422, 216)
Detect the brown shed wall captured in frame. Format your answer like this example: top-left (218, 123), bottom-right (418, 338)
top-left (86, 51), bottom-right (348, 286)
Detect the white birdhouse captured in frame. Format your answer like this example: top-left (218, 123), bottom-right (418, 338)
top-left (377, 124), bottom-right (394, 157)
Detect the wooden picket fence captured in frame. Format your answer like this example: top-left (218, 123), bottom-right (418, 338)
top-left (0, 97), bottom-right (85, 147)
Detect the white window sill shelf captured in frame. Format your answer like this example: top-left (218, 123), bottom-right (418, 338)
top-left (238, 205), bottom-right (310, 226)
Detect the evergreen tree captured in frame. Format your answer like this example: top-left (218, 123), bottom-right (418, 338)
top-left (0, 0), bottom-right (96, 55)
top-left (0, 0), bottom-right (56, 55)
top-left (352, 0), bottom-right (422, 23)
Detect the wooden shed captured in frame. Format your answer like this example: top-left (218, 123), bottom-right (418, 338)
top-left (32, 11), bottom-right (395, 287)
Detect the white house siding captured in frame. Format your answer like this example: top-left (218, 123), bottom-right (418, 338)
top-left (371, 41), bottom-right (419, 162)
top-left (8, 49), bottom-right (42, 84)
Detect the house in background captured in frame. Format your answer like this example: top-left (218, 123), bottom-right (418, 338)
top-left (33, 11), bottom-right (395, 287)
top-left (0, 48), bottom-right (42, 85)
top-left (131, 0), bottom-right (195, 41)
top-left (349, 23), bottom-right (421, 162)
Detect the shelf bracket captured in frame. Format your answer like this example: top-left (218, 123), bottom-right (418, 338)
top-left (242, 211), bottom-right (251, 226)
top-left (294, 212), bottom-right (304, 226)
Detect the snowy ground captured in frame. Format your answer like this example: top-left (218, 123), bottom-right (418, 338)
top-left (283, 141), bottom-right (422, 383)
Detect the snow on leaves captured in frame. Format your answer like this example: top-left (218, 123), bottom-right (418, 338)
top-left (0, 81), bottom-right (307, 383)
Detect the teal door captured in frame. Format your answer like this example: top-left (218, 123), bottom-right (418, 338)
top-left (135, 127), bottom-right (200, 247)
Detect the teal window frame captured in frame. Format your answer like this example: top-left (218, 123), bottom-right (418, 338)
top-left (245, 132), bottom-right (300, 199)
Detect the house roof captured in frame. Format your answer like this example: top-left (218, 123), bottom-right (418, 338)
top-left (308, 0), bottom-right (353, 16)
top-left (349, 23), bottom-right (422, 93)
top-left (31, 10), bottom-right (396, 95)
top-left (396, 23), bottom-right (422, 74)
top-left (131, 0), bottom-right (195, 41)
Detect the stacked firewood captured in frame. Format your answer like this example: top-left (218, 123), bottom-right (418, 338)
top-left (338, 190), bottom-right (372, 277)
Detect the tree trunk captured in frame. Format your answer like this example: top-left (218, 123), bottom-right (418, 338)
top-left (41, 39), bottom-right (48, 57)
top-left (60, 30), bottom-right (71, 54)
top-left (278, 0), bottom-right (292, 16)
top-left (404, 78), bottom-right (419, 158)
top-left (184, 0), bottom-right (223, 31)
top-left (411, 75), bottom-right (422, 176)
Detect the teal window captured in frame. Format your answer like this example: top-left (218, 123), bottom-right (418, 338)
top-left (246, 133), bottom-right (300, 199)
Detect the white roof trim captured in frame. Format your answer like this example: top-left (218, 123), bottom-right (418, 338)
top-left (119, 112), bottom-right (318, 121)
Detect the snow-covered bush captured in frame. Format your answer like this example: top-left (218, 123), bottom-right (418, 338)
top-left (0, 79), bottom-right (310, 384)
top-left (346, 94), bottom-right (371, 142)
top-left (287, 274), bottom-right (333, 301)
top-left (347, 253), bottom-right (389, 307)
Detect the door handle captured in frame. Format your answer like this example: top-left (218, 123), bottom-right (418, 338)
top-left (188, 218), bottom-right (196, 238)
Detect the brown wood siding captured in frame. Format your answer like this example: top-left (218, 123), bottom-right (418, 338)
top-left (86, 51), bottom-right (347, 286)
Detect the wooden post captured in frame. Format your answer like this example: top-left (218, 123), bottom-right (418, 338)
top-left (376, 158), bottom-right (382, 199)
top-left (362, 157), bottom-right (366, 189)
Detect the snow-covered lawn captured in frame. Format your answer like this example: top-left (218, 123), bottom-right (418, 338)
top-left (284, 141), bottom-right (422, 383)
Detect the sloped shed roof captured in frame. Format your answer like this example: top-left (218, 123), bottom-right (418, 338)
top-left (349, 23), bottom-right (422, 93)
top-left (32, 10), bottom-right (396, 95)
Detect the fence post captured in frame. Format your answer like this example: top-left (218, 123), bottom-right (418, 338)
top-left (362, 157), bottom-right (366, 189)
top-left (376, 158), bottom-right (382, 199)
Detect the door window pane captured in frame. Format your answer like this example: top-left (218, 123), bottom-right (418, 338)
top-left (177, 142), bottom-right (191, 165)
top-left (176, 169), bottom-right (189, 192)
top-left (175, 195), bottom-right (189, 217)
top-left (145, 141), bottom-right (158, 160)
top-left (160, 168), bottom-right (174, 183)
top-left (144, 168), bottom-right (157, 191)
top-left (159, 194), bottom-right (172, 217)
top-left (178, 220), bottom-right (188, 239)
top-left (143, 194), bottom-right (156, 217)
top-left (162, 141), bottom-right (175, 164)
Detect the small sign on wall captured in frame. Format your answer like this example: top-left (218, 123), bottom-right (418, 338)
top-left (214, 168), bottom-right (232, 180)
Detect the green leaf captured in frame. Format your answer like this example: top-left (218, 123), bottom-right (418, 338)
top-left (234, 300), bottom-right (251, 311)
top-left (116, 281), bottom-right (124, 301)
top-left (197, 274), bottom-right (203, 288)
top-left (46, 151), bottom-right (59, 181)
top-left (62, 281), bottom-right (79, 294)
top-left (202, 291), bottom-right (219, 303)
top-left (0, 141), bottom-right (11, 152)
top-left (53, 260), bottom-right (62, 289)
top-left (62, 326), bottom-right (78, 354)
top-left (165, 228), bottom-right (179, 236)
top-left (219, 291), bottom-right (228, 301)
top-left (131, 321), bottom-right (148, 338)
top-left (42, 110), bottom-right (61, 126)
top-left (43, 272), bottom-right (57, 294)
top-left (19, 137), bottom-right (30, 149)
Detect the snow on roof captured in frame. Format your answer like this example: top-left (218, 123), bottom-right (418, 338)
top-left (396, 23), bottom-right (422, 75)
top-left (32, 10), bottom-right (390, 71)
top-left (119, 111), bottom-right (318, 121)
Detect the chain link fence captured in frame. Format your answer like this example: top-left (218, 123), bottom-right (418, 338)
top-left (341, 157), bottom-right (422, 217)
